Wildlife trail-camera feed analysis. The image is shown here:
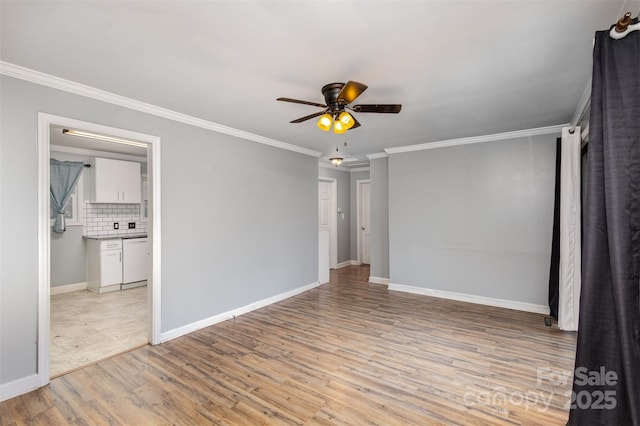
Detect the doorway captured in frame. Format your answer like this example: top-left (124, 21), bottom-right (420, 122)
top-left (37, 113), bottom-right (162, 386)
top-left (357, 180), bottom-right (371, 265)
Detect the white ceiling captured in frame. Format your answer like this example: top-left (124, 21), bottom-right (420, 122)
top-left (2, 1), bottom-right (638, 164)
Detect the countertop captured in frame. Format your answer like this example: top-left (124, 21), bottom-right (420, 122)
top-left (83, 234), bottom-right (147, 240)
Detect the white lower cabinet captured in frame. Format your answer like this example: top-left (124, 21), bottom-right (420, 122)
top-left (87, 239), bottom-right (123, 294)
top-left (122, 238), bottom-right (148, 287)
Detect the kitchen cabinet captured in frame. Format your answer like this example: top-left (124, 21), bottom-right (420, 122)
top-left (87, 239), bottom-right (123, 294)
top-left (91, 157), bottom-right (141, 203)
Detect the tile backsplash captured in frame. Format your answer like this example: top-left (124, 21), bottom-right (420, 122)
top-left (84, 203), bottom-right (147, 237)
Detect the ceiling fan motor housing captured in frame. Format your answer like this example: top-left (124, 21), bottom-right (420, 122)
top-left (321, 82), bottom-right (346, 114)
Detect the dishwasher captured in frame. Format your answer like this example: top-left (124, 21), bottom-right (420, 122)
top-left (122, 237), bottom-right (148, 289)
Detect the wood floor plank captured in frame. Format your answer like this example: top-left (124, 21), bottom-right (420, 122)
top-left (0, 265), bottom-right (576, 424)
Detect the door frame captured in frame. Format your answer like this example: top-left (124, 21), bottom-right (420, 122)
top-left (37, 113), bottom-right (162, 387)
top-left (318, 177), bottom-right (338, 269)
top-left (356, 179), bottom-right (371, 265)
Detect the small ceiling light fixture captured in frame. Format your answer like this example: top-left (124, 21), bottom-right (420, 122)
top-left (329, 145), bottom-right (344, 167)
top-left (62, 129), bottom-right (147, 148)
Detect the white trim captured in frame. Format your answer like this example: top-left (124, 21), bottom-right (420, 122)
top-left (335, 261), bottom-right (353, 269)
top-left (367, 152), bottom-right (388, 159)
top-left (50, 282), bottom-right (88, 295)
top-left (388, 283), bottom-right (550, 315)
top-left (160, 281), bottom-right (321, 343)
top-left (0, 374), bottom-right (40, 402)
top-left (1, 61), bottom-right (322, 158)
top-left (37, 113), bottom-right (162, 395)
top-left (350, 260), bottom-right (361, 266)
top-left (384, 124), bottom-right (566, 154)
top-left (349, 167), bottom-right (370, 173)
top-left (50, 144), bottom-right (147, 163)
top-left (369, 276), bottom-right (390, 285)
top-left (37, 115), bottom-right (50, 387)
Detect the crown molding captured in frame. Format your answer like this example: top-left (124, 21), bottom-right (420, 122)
top-left (384, 124), bottom-right (567, 154)
top-left (366, 152), bottom-right (388, 159)
top-left (350, 167), bottom-right (370, 173)
top-left (0, 61), bottom-right (322, 158)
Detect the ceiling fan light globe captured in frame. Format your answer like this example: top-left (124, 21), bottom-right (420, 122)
top-left (330, 157), bottom-right (343, 166)
top-left (317, 114), bottom-right (333, 131)
top-left (338, 111), bottom-right (355, 129)
top-left (333, 121), bottom-right (347, 134)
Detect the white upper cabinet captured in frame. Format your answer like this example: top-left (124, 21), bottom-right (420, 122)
top-left (91, 157), bottom-right (141, 203)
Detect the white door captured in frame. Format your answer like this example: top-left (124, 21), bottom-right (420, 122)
top-left (318, 181), bottom-right (331, 283)
top-left (360, 182), bottom-right (371, 265)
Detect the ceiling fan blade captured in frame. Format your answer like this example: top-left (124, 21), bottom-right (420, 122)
top-left (337, 81), bottom-right (368, 104)
top-left (352, 104), bottom-right (402, 113)
top-left (277, 97), bottom-right (327, 108)
top-left (290, 110), bottom-right (328, 123)
top-left (349, 115), bottom-right (361, 130)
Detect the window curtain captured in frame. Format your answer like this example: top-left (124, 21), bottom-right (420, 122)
top-left (50, 159), bottom-right (84, 233)
top-left (547, 129), bottom-right (582, 331)
top-left (548, 138), bottom-right (561, 320)
top-left (568, 24), bottom-right (640, 425)
top-left (558, 127), bottom-right (581, 331)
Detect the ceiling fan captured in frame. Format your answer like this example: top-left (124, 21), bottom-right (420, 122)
top-left (277, 81), bottom-right (402, 134)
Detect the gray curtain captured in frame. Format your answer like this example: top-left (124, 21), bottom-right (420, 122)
top-left (568, 23), bottom-right (640, 425)
top-left (50, 159), bottom-right (84, 233)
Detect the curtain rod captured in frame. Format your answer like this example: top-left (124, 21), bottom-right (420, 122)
top-left (610, 12), bottom-right (639, 39)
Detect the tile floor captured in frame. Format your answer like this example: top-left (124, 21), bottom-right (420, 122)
top-left (50, 284), bottom-right (148, 378)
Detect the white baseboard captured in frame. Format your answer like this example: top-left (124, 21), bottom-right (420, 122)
top-left (388, 283), bottom-right (550, 314)
top-left (369, 276), bottom-right (390, 285)
top-left (334, 260), bottom-right (362, 269)
top-left (0, 374), bottom-right (41, 402)
top-left (50, 282), bottom-right (88, 295)
top-left (160, 280), bottom-right (321, 343)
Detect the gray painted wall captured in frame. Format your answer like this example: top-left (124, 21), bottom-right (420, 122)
top-left (49, 151), bottom-right (89, 287)
top-left (369, 158), bottom-right (389, 278)
top-left (50, 227), bottom-right (86, 287)
top-left (388, 135), bottom-right (556, 306)
top-left (350, 171), bottom-right (370, 261)
top-left (0, 75), bottom-right (318, 385)
top-left (318, 166), bottom-right (350, 264)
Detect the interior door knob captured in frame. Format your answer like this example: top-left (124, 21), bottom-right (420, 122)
top-left (361, 227), bottom-right (365, 230)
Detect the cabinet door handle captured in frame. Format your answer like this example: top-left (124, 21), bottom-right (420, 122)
top-left (119, 252), bottom-right (122, 262)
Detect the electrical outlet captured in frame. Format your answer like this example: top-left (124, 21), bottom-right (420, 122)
top-left (128, 222), bottom-right (136, 229)
top-left (113, 222), bottom-right (119, 230)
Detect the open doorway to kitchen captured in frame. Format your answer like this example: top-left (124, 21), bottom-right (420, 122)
top-left (37, 114), bottom-right (161, 385)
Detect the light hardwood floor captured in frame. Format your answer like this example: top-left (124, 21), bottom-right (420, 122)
top-left (50, 285), bottom-right (148, 378)
top-left (1, 266), bottom-right (576, 425)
